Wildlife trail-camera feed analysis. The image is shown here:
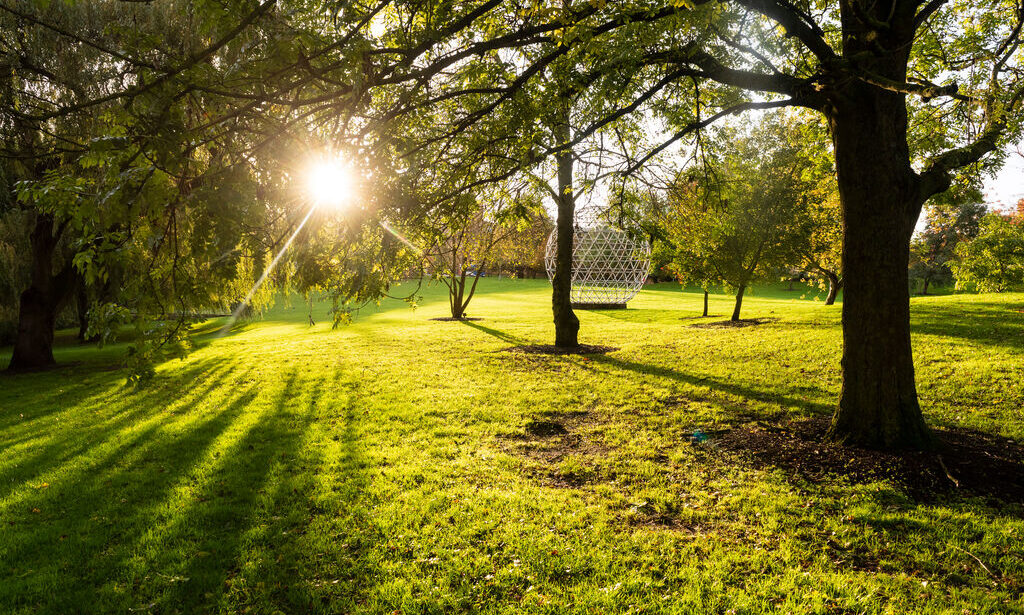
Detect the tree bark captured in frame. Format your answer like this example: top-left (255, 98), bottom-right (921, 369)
top-left (731, 285), bottom-right (745, 322)
top-left (7, 213), bottom-right (73, 371)
top-left (450, 272), bottom-right (467, 319)
top-left (702, 289), bottom-right (709, 317)
top-left (920, 277), bottom-right (930, 296)
top-left (824, 272), bottom-right (841, 305)
top-left (825, 72), bottom-right (931, 448)
top-left (551, 101), bottom-right (579, 348)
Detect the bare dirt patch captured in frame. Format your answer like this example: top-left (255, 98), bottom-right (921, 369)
top-left (524, 419), bottom-right (569, 437)
top-left (501, 344), bottom-right (617, 355)
top-left (500, 411), bottom-right (612, 488)
top-left (718, 418), bottom-right (1024, 504)
top-left (429, 316), bottom-right (483, 322)
top-left (689, 317), bottom-right (778, 329)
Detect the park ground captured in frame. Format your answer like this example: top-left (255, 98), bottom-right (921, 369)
top-left (1, 279), bottom-right (1023, 614)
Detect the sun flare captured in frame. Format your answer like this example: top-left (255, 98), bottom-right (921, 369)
top-left (305, 157), bottom-right (357, 209)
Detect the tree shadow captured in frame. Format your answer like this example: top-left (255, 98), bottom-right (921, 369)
top-left (589, 353), bottom-right (834, 418)
top-left (214, 366), bottom-right (381, 611)
top-left (0, 359), bottom-right (381, 614)
top-left (461, 320), bottom-right (833, 419)
top-left (587, 307), bottom-right (697, 325)
top-left (909, 300), bottom-right (1024, 351)
top-left (0, 361), bottom-right (263, 611)
top-left (460, 320), bottom-right (532, 346)
top-left (0, 359), bottom-right (238, 500)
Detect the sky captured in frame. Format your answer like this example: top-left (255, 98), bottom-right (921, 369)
top-left (983, 142), bottom-right (1024, 212)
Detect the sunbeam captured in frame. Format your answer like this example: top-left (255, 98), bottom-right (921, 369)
top-left (217, 205), bottom-right (317, 337)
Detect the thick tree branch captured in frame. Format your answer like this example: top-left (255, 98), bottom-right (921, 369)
top-left (913, 0), bottom-right (950, 28)
top-left (731, 0), bottom-right (837, 62)
top-left (917, 114), bottom-right (1009, 201)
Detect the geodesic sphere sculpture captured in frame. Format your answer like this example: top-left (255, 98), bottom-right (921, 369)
top-left (544, 219), bottom-right (651, 309)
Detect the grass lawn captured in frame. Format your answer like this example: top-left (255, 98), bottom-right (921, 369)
top-left (1, 279), bottom-right (1023, 614)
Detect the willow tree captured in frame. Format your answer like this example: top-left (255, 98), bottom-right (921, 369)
top-left (0, 0), bottom-right (301, 372)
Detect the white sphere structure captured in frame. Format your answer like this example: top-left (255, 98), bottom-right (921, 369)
top-left (544, 213), bottom-right (651, 309)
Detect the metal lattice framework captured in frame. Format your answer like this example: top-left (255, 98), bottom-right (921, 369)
top-left (544, 213), bottom-right (651, 308)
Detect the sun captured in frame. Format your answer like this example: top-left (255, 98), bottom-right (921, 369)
top-left (305, 156), bottom-right (357, 209)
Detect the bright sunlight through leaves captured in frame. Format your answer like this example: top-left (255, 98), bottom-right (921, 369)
top-left (305, 156), bottom-right (357, 209)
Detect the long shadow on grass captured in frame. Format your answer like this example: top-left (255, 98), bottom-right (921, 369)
top-left (118, 369), bottom-right (324, 613)
top-left (461, 320), bottom-right (531, 346)
top-left (0, 359), bottom-right (238, 500)
top-left (216, 367), bottom-right (381, 612)
top-left (462, 321), bottom-right (833, 418)
top-left (909, 301), bottom-right (1024, 351)
top-left (588, 353), bottom-right (833, 417)
top-left (0, 360), bottom-right (276, 613)
top-left (585, 307), bottom-right (694, 325)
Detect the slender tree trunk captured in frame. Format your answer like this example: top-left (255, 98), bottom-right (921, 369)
top-left (458, 260), bottom-right (486, 319)
top-left (825, 272), bottom-right (841, 305)
top-left (731, 285), bottom-right (745, 322)
top-left (76, 284), bottom-right (90, 342)
top-left (551, 101), bottom-right (579, 348)
top-left (702, 289), bottom-right (709, 317)
top-left (826, 73), bottom-right (931, 449)
top-left (7, 214), bottom-right (72, 371)
top-left (920, 277), bottom-right (930, 295)
top-left (451, 274), bottom-right (466, 319)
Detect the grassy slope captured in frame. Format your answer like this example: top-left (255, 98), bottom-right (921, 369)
top-left (1, 279), bottom-right (1022, 614)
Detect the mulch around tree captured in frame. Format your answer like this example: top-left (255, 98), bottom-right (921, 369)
top-left (717, 418), bottom-right (1024, 504)
top-left (501, 344), bottom-right (618, 355)
top-left (689, 317), bottom-right (778, 329)
top-left (429, 317), bottom-right (483, 322)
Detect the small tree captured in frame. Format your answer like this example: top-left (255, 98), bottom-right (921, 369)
top-left (910, 201), bottom-right (987, 294)
top-left (421, 193), bottom-right (545, 319)
top-left (657, 203), bottom-right (720, 317)
top-left (798, 188), bottom-right (844, 305)
top-left (663, 117), bottom-right (815, 321)
top-left (951, 210), bottom-right (1024, 292)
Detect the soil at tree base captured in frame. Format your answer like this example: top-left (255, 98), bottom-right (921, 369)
top-left (689, 318), bottom-right (779, 329)
top-left (501, 344), bottom-right (617, 355)
top-left (717, 418), bottom-right (1024, 504)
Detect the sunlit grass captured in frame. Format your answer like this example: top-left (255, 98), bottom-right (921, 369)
top-left (1, 279), bottom-right (1022, 613)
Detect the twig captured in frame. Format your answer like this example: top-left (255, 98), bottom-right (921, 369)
top-left (951, 545), bottom-right (997, 579)
top-left (936, 454), bottom-right (960, 488)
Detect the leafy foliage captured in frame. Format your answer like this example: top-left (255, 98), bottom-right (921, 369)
top-left (910, 201), bottom-right (988, 294)
top-left (660, 115), bottom-right (822, 318)
top-left (952, 210), bottom-right (1024, 291)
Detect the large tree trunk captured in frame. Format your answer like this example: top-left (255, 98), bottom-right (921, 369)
top-left (730, 285), bottom-right (745, 321)
top-left (826, 71), bottom-right (931, 448)
top-left (551, 102), bottom-right (579, 348)
top-left (824, 272), bottom-right (841, 305)
top-left (7, 214), bottom-right (72, 371)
